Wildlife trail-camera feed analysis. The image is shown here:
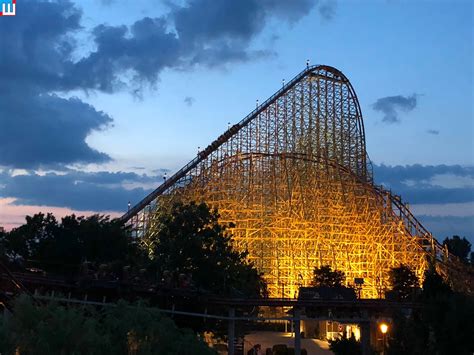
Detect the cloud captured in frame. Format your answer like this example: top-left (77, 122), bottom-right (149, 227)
top-left (78, 0), bottom-right (318, 84)
top-left (373, 164), bottom-right (474, 241)
top-left (0, 94), bottom-right (112, 169)
top-left (73, 17), bottom-right (182, 92)
top-left (170, 0), bottom-right (317, 65)
top-left (318, 0), bottom-right (337, 20)
top-left (416, 215), bottom-right (474, 242)
top-left (172, 0), bottom-right (316, 43)
top-left (0, 0), bottom-right (112, 169)
top-left (184, 96), bottom-right (195, 106)
top-left (372, 94), bottom-right (418, 123)
top-left (373, 164), bottom-right (474, 204)
top-left (0, 0), bottom-right (321, 169)
top-left (374, 164), bottom-right (474, 185)
top-left (427, 129), bottom-right (440, 135)
top-left (396, 187), bottom-right (474, 204)
top-left (0, 170), bottom-right (161, 212)
top-left (0, 1), bottom-right (82, 94)
top-left (0, 198), bottom-right (122, 231)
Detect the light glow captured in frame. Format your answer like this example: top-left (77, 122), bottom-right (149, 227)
top-left (128, 66), bottom-right (438, 298)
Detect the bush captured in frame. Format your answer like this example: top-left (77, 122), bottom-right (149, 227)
top-left (329, 335), bottom-right (361, 355)
top-left (0, 295), bottom-right (215, 355)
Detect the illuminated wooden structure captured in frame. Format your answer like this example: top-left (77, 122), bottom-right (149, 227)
top-left (123, 65), bottom-right (468, 298)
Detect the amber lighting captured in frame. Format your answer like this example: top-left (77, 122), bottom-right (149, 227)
top-left (124, 66), bottom-right (470, 298)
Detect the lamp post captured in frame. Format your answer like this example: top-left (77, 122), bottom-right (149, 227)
top-left (379, 322), bottom-right (389, 355)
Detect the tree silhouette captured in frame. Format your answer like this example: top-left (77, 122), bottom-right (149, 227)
top-left (443, 235), bottom-right (472, 262)
top-left (388, 267), bottom-right (474, 355)
top-left (329, 334), bottom-right (361, 355)
top-left (147, 201), bottom-right (266, 297)
top-left (312, 265), bottom-right (345, 287)
top-left (388, 265), bottom-right (419, 300)
top-left (0, 213), bottom-right (138, 275)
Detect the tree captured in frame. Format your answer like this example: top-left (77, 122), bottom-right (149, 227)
top-left (443, 235), bottom-right (472, 262)
top-left (1, 213), bottom-right (139, 275)
top-left (388, 267), bottom-right (474, 355)
top-left (2, 213), bottom-right (58, 262)
top-left (388, 265), bottom-right (419, 300)
top-left (147, 202), bottom-right (266, 298)
top-left (329, 334), bottom-right (361, 355)
top-left (312, 265), bottom-right (345, 287)
top-left (0, 295), bottom-right (215, 355)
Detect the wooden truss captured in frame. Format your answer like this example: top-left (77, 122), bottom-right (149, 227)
top-left (123, 65), bottom-right (470, 298)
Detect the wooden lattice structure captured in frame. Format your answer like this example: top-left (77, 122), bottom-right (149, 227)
top-left (123, 65), bottom-right (470, 298)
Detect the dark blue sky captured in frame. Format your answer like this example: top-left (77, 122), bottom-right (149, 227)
top-left (0, 0), bottom-right (472, 242)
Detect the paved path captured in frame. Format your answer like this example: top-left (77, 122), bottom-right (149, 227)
top-left (243, 331), bottom-right (332, 355)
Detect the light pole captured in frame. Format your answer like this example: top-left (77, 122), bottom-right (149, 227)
top-left (379, 322), bottom-right (389, 355)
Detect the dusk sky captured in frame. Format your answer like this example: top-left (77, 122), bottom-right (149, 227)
top-left (0, 0), bottom-right (472, 242)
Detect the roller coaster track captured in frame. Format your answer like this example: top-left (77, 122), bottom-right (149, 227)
top-left (121, 64), bottom-right (473, 297)
top-left (121, 65), bottom-right (368, 223)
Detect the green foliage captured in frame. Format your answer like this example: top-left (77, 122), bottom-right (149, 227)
top-left (0, 295), bottom-right (215, 355)
top-left (443, 235), bottom-right (472, 262)
top-left (3, 295), bottom-right (103, 354)
top-left (146, 202), bottom-right (266, 297)
top-left (312, 265), bottom-right (345, 287)
top-left (329, 335), bottom-right (361, 355)
top-left (388, 265), bottom-right (419, 300)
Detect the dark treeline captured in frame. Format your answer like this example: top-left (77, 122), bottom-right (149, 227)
top-left (0, 202), bottom-right (268, 354)
top-left (321, 262), bottom-right (474, 355)
top-left (1, 206), bottom-right (473, 354)
top-left (1, 213), bottom-right (136, 276)
top-left (0, 202), bottom-right (266, 298)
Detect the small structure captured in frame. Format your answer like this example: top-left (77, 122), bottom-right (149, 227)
top-left (298, 286), bottom-right (361, 341)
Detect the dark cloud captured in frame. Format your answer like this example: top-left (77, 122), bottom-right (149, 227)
top-left (0, 170), bottom-right (161, 211)
top-left (372, 94), bottom-right (418, 123)
top-left (417, 215), bottom-right (474, 243)
top-left (73, 0), bottom-right (320, 91)
top-left (427, 129), bottom-right (440, 135)
top-left (73, 17), bottom-right (182, 92)
top-left (374, 164), bottom-right (474, 185)
top-left (318, 0), bottom-right (337, 20)
top-left (172, 0), bottom-right (316, 43)
top-left (395, 187), bottom-right (474, 205)
top-left (78, 0), bottom-right (317, 84)
top-left (0, 1), bottom-right (113, 169)
top-left (0, 94), bottom-right (112, 169)
top-left (0, 1), bottom-right (82, 94)
top-left (170, 0), bottom-right (316, 65)
top-left (373, 164), bottom-right (474, 204)
top-left (1, 0), bottom-right (321, 169)
top-left (184, 96), bottom-right (195, 106)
